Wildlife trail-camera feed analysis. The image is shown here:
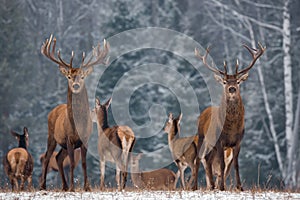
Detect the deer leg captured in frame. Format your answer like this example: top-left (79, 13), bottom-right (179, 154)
top-left (66, 143), bottom-right (75, 192)
top-left (27, 175), bottom-right (33, 191)
top-left (192, 135), bottom-right (205, 191)
top-left (216, 145), bottom-right (225, 191)
top-left (56, 148), bottom-right (68, 191)
top-left (121, 153), bottom-right (130, 190)
top-left (20, 176), bottom-right (26, 191)
top-left (176, 160), bottom-right (186, 190)
top-left (9, 175), bottom-right (17, 191)
top-left (203, 152), bottom-right (215, 190)
top-left (39, 135), bottom-right (57, 190)
top-left (100, 159), bottom-right (105, 190)
top-left (116, 165), bottom-right (121, 191)
top-left (233, 145), bottom-right (243, 191)
top-left (80, 145), bottom-right (91, 191)
top-left (188, 158), bottom-right (200, 190)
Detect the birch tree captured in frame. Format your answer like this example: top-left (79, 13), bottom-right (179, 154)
top-left (203, 0), bottom-right (298, 188)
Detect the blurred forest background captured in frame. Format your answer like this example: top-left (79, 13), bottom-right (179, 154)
top-left (0, 0), bottom-right (299, 190)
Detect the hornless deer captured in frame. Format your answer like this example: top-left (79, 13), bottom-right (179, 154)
top-left (130, 153), bottom-right (177, 190)
top-left (91, 97), bottom-right (136, 190)
top-left (194, 43), bottom-right (265, 190)
top-left (164, 113), bottom-right (199, 190)
top-left (39, 149), bottom-right (81, 174)
top-left (39, 35), bottom-right (109, 191)
top-left (3, 127), bottom-right (34, 191)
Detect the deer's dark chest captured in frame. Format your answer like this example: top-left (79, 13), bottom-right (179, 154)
top-left (220, 129), bottom-right (244, 147)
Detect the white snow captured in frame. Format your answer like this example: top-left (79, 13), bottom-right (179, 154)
top-left (0, 190), bottom-right (300, 200)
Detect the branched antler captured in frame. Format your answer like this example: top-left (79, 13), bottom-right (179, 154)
top-left (41, 34), bottom-right (73, 68)
top-left (81, 39), bottom-right (110, 68)
top-left (194, 47), bottom-right (226, 76)
top-left (237, 42), bottom-right (266, 75)
top-left (41, 34), bottom-right (110, 69)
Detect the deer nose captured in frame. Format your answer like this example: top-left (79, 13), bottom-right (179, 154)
top-left (229, 87), bottom-right (236, 93)
top-left (73, 84), bottom-right (80, 90)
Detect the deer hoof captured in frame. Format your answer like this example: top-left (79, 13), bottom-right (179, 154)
top-left (237, 185), bottom-right (244, 191)
top-left (62, 186), bottom-right (69, 191)
top-left (84, 185), bottom-right (91, 192)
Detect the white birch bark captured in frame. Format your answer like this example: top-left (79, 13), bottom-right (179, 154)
top-left (292, 86), bottom-right (300, 187)
top-left (283, 0), bottom-right (294, 187)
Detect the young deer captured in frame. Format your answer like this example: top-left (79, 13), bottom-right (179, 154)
top-left (91, 97), bottom-right (136, 190)
top-left (130, 153), bottom-right (177, 190)
top-left (164, 113), bottom-right (199, 190)
top-left (39, 35), bottom-right (109, 191)
top-left (194, 43), bottom-right (265, 190)
top-left (3, 127), bottom-right (34, 191)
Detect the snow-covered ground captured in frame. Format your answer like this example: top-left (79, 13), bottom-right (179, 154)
top-left (0, 190), bottom-right (300, 200)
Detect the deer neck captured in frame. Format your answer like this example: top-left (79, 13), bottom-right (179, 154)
top-left (219, 93), bottom-right (245, 128)
top-left (168, 127), bottom-right (179, 145)
top-left (67, 86), bottom-right (92, 133)
top-left (19, 141), bottom-right (27, 149)
top-left (96, 112), bottom-right (109, 134)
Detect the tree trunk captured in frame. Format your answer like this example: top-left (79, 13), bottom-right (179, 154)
top-left (292, 86), bottom-right (300, 188)
top-left (283, 0), bottom-right (294, 188)
top-left (253, 21), bottom-right (285, 179)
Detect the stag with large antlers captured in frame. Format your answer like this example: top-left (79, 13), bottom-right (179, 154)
top-left (39, 35), bottom-right (109, 192)
top-left (194, 43), bottom-right (265, 191)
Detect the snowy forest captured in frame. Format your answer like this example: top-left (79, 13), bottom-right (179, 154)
top-left (0, 0), bottom-right (299, 191)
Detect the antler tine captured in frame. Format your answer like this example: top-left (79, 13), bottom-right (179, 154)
top-left (81, 47), bottom-right (95, 68)
top-left (57, 50), bottom-right (71, 68)
top-left (81, 52), bottom-right (86, 67)
top-left (81, 39), bottom-right (110, 68)
top-left (223, 60), bottom-right (228, 76)
top-left (235, 59), bottom-right (239, 74)
top-left (70, 51), bottom-right (74, 67)
top-left (194, 46), bottom-right (225, 75)
top-left (41, 34), bottom-right (72, 68)
top-left (238, 42), bottom-right (266, 75)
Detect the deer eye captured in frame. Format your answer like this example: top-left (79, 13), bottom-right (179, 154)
top-left (223, 81), bottom-right (227, 85)
top-left (67, 75), bottom-right (71, 79)
top-left (81, 75), bottom-right (85, 79)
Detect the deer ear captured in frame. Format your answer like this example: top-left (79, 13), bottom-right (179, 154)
top-left (237, 73), bottom-right (249, 84)
top-left (214, 74), bottom-right (224, 84)
top-left (95, 97), bottom-right (101, 107)
top-left (59, 65), bottom-right (69, 76)
top-left (23, 127), bottom-right (29, 137)
top-left (168, 113), bottom-right (173, 122)
top-left (177, 113), bottom-right (183, 124)
top-left (83, 66), bottom-right (93, 76)
top-left (10, 130), bottom-right (19, 140)
top-left (105, 97), bottom-right (112, 108)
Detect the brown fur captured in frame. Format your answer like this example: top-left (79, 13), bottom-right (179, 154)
top-left (194, 44), bottom-right (265, 191)
top-left (39, 35), bottom-right (109, 192)
top-left (39, 149), bottom-right (81, 172)
top-left (130, 154), bottom-right (177, 190)
top-left (91, 97), bottom-right (136, 191)
top-left (3, 127), bottom-right (33, 191)
top-left (164, 113), bottom-right (200, 190)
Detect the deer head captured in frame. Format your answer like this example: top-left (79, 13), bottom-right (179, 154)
top-left (164, 113), bottom-right (182, 135)
top-left (92, 97), bottom-right (112, 128)
top-left (10, 127), bottom-right (29, 149)
top-left (195, 43), bottom-right (265, 103)
top-left (41, 35), bottom-right (109, 94)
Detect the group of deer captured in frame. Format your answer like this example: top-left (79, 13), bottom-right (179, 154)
top-left (3, 34), bottom-right (265, 192)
